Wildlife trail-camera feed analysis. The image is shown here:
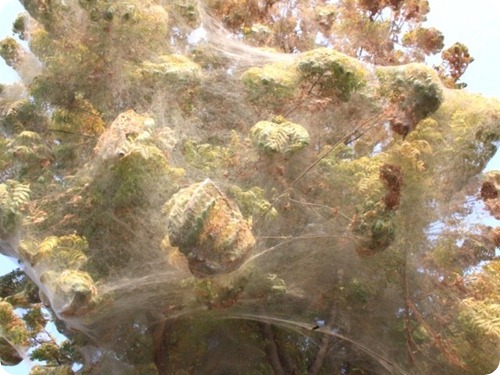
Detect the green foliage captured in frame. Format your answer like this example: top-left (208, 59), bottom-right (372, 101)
top-left (164, 181), bottom-right (215, 249)
top-left (190, 44), bottom-right (229, 70)
top-left (22, 306), bottom-right (46, 333)
top-left (6, 131), bottom-right (52, 178)
top-left (429, 233), bottom-right (495, 274)
top-left (25, 0), bottom-right (170, 113)
top-left (377, 63), bottom-right (443, 125)
top-left (406, 117), bottom-right (444, 144)
top-left (51, 95), bottom-right (105, 138)
top-left (50, 92), bottom-right (106, 167)
top-left (24, 235), bottom-right (88, 270)
top-left (28, 28), bottom-right (104, 108)
top-left (0, 1), bottom-right (497, 374)
top-left (460, 299), bottom-right (500, 338)
top-left (436, 91), bottom-right (500, 188)
top-left (192, 276), bottom-right (251, 309)
top-left (1, 99), bottom-right (47, 134)
top-left (351, 201), bottom-right (396, 256)
top-left (20, 0), bottom-right (69, 29)
top-left (452, 114), bottom-right (498, 172)
top-left (250, 117), bottom-right (310, 154)
top-left (0, 180), bottom-right (30, 238)
top-left (0, 269), bottom-right (29, 299)
top-left (173, 1), bottom-right (200, 27)
top-left (244, 23), bottom-right (272, 44)
top-left (297, 48), bottom-right (368, 101)
top-left (0, 137), bottom-right (11, 179)
top-left (0, 37), bottom-right (22, 68)
top-left (182, 140), bottom-right (234, 172)
top-left (28, 339), bottom-right (82, 369)
top-left (229, 185), bottom-right (277, 220)
top-left (0, 269), bottom-right (39, 308)
top-left (137, 55), bottom-right (201, 87)
top-left (12, 14), bottom-right (28, 40)
top-left (402, 27), bottom-right (444, 56)
top-left (392, 139), bottom-right (432, 172)
top-left (164, 179), bottom-right (255, 277)
top-left (0, 301), bottom-right (29, 346)
top-left (345, 277), bottom-right (376, 305)
top-left (244, 272), bottom-right (287, 300)
top-left (109, 144), bottom-right (171, 207)
top-left (314, 5), bottom-right (337, 30)
top-left (320, 150), bottom-right (386, 209)
top-left (241, 63), bottom-right (300, 107)
top-left (129, 54), bottom-right (201, 111)
top-left (29, 365), bottom-right (74, 375)
top-left (30, 342), bottom-right (60, 364)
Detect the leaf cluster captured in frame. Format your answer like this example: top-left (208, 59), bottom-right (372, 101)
top-left (229, 185), bottom-right (277, 220)
top-left (0, 180), bottom-right (30, 237)
top-left (0, 37), bottom-right (22, 68)
top-left (250, 118), bottom-right (310, 154)
top-left (297, 48), bottom-right (368, 102)
top-left (377, 64), bottom-right (443, 129)
top-left (437, 42), bottom-right (474, 88)
top-left (0, 301), bottom-right (29, 346)
top-left (24, 235), bottom-right (88, 271)
top-left (241, 63), bottom-right (300, 107)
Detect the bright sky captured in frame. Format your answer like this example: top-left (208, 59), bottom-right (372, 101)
top-left (0, 0), bottom-right (23, 84)
top-left (0, 0), bottom-right (499, 373)
top-left (425, 0), bottom-right (500, 98)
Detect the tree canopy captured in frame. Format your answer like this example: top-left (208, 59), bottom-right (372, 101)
top-left (0, 1), bottom-right (498, 374)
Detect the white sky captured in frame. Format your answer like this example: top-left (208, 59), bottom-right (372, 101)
top-left (0, 0), bottom-right (499, 373)
top-left (425, 0), bottom-right (500, 97)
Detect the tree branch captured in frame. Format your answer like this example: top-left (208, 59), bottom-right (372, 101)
top-left (260, 321), bottom-right (286, 375)
top-left (308, 276), bottom-right (340, 375)
top-left (147, 313), bottom-right (170, 375)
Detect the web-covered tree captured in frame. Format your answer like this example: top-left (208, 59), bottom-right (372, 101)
top-left (0, 1), bottom-right (498, 374)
